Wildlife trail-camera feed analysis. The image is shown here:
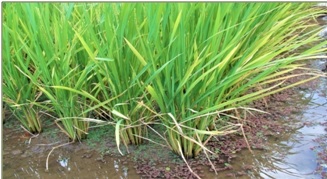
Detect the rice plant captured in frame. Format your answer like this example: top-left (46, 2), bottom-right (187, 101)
top-left (2, 3), bottom-right (43, 134)
top-left (71, 3), bottom-right (156, 146)
top-left (128, 3), bottom-right (327, 158)
top-left (3, 3), bottom-right (326, 161)
top-left (2, 3), bottom-right (97, 140)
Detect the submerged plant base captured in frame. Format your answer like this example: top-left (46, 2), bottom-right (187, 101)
top-left (7, 106), bottom-right (43, 134)
top-left (54, 118), bottom-right (90, 142)
top-left (120, 125), bottom-right (148, 146)
top-left (166, 129), bottom-right (206, 159)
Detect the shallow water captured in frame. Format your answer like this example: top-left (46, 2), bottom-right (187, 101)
top-left (259, 72), bottom-right (327, 179)
top-left (3, 143), bottom-right (137, 179)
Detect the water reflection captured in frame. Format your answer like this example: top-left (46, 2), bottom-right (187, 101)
top-left (255, 63), bottom-right (326, 178)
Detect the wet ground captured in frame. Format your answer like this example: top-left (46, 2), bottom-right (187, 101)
top-left (2, 125), bottom-right (140, 179)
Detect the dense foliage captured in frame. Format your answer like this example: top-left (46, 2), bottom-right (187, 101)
top-left (3, 3), bottom-right (326, 164)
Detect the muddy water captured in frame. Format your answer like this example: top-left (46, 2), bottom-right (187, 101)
top-left (2, 126), bottom-right (140, 179)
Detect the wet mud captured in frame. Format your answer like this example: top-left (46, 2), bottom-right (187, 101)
top-left (2, 125), bottom-right (139, 179)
